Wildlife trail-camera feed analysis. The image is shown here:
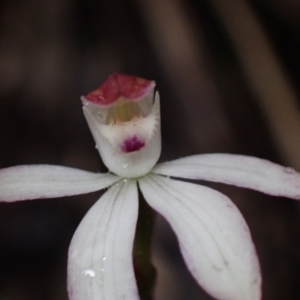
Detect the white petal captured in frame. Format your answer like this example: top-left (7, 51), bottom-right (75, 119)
top-left (68, 180), bottom-right (139, 300)
top-left (0, 165), bottom-right (120, 202)
top-left (153, 154), bottom-right (300, 199)
top-left (139, 175), bottom-right (261, 300)
top-left (83, 93), bottom-right (161, 178)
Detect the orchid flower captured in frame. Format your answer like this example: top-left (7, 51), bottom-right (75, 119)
top-left (1, 74), bottom-right (300, 300)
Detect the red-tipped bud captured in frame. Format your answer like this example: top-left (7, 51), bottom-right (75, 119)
top-left (82, 74), bottom-right (161, 178)
top-left (84, 73), bottom-right (155, 106)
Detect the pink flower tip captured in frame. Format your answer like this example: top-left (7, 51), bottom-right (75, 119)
top-left (84, 73), bottom-right (155, 106)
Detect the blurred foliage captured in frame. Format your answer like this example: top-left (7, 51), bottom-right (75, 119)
top-left (0, 0), bottom-right (300, 299)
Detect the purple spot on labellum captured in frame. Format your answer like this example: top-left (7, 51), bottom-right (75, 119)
top-left (122, 136), bottom-right (145, 153)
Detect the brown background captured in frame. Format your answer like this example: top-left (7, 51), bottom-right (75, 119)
top-left (0, 0), bottom-right (300, 299)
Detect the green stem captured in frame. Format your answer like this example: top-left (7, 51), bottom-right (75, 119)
top-left (133, 189), bottom-right (157, 300)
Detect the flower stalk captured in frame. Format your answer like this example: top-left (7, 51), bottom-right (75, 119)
top-left (133, 190), bottom-right (156, 300)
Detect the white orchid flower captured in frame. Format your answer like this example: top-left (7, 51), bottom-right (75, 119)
top-left (1, 73), bottom-right (300, 300)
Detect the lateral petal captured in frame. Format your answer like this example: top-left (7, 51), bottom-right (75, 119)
top-left (0, 165), bottom-right (120, 201)
top-left (153, 154), bottom-right (300, 199)
top-left (139, 175), bottom-right (261, 300)
top-left (68, 180), bottom-right (139, 300)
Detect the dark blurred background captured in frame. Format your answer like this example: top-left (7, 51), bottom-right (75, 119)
top-left (0, 0), bottom-right (300, 299)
